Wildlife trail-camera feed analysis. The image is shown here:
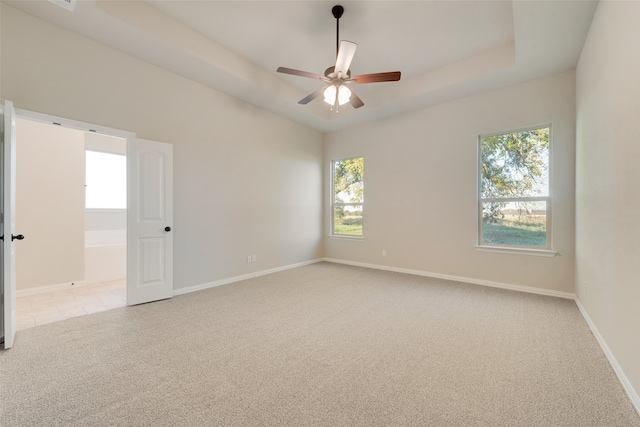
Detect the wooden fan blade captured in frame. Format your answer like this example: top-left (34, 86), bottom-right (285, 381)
top-left (277, 67), bottom-right (326, 81)
top-left (349, 91), bottom-right (364, 109)
top-left (298, 87), bottom-right (326, 105)
top-left (335, 41), bottom-right (357, 78)
top-left (351, 71), bottom-right (401, 84)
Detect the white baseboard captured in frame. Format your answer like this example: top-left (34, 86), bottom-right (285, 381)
top-left (15, 279), bottom-right (124, 297)
top-left (173, 257), bottom-right (574, 299)
top-left (172, 259), bottom-right (324, 296)
top-left (16, 281), bottom-right (80, 297)
top-left (322, 258), bottom-right (576, 299)
top-left (575, 298), bottom-right (640, 416)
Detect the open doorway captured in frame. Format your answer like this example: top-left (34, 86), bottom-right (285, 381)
top-left (3, 103), bottom-right (173, 346)
top-left (14, 118), bottom-right (127, 330)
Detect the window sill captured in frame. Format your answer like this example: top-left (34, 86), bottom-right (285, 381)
top-left (329, 235), bottom-right (364, 241)
top-left (85, 208), bottom-right (127, 213)
top-left (475, 245), bottom-right (557, 257)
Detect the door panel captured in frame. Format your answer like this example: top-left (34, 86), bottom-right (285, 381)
top-left (2, 101), bottom-right (18, 349)
top-left (127, 138), bottom-right (173, 305)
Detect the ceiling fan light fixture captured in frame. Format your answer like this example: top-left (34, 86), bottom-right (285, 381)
top-left (324, 84), bottom-right (351, 106)
top-left (277, 4), bottom-right (401, 110)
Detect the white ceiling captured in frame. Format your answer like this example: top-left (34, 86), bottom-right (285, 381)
top-left (6, 0), bottom-right (598, 133)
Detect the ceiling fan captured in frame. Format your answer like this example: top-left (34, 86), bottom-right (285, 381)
top-left (277, 5), bottom-right (401, 112)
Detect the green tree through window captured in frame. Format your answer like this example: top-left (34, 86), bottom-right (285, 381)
top-left (332, 157), bottom-right (364, 236)
top-left (479, 127), bottom-right (550, 248)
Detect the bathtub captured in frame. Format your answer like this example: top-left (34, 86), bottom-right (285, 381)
top-left (84, 229), bottom-right (126, 284)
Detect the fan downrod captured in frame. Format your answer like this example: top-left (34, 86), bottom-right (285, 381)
top-left (332, 5), bottom-right (344, 57)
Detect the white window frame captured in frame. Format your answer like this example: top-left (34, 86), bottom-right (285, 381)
top-left (476, 125), bottom-right (556, 257)
top-left (330, 156), bottom-right (364, 239)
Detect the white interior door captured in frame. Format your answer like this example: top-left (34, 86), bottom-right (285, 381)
top-left (2, 101), bottom-right (19, 349)
top-left (127, 138), bottom-right (173, 305)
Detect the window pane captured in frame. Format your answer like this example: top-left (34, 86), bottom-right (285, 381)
top-left (85, 151), bottom-right (126, 209)
top-left (333, 205), bottom-right (363, 236)
top-left (481, 127), bottom-right (549, 199)
top-left (481, 201), bottom-right (547, 247)
top-left (333, 158), bottom-right (364, 203)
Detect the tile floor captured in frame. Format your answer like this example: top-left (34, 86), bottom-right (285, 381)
top-left (16, 280), bottom-right (127, 331)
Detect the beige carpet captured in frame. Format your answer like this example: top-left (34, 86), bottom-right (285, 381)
top-left (1, 262), bottom-right (639, 426)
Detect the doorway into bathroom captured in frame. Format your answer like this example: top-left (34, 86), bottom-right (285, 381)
top-left (14, 118), bottom-right (127, 330)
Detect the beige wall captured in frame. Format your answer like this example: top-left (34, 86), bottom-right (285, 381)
top-left (576, 0), bottom-right (640, 410)
top-left (0, 3), bottom-right (2, 101)
top-left (15, 118), bottom-right (85, 289)
top-left (325, 71), bottom-right (576, 295)
top-left (85, 131), bottom-right (126, 155)
top-left (1, 5), bottom-right (324, 291)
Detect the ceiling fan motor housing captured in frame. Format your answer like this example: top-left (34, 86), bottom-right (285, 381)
top-left (324, 66), bottom-right (351, 79)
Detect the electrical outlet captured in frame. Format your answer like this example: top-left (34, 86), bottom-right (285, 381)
top-left (247, 255), bottom-right (252, 263)
top-left (252, 254), bottom-right (257, 262)
top-left (382, 249), bottom-right (387, 257)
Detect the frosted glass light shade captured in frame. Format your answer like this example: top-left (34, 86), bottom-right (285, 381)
top-left (324, 85), bottom-right (336, 104)
top-left (324, 85), bottom-right (351, 106)
top-left (338, 85), bottom-right (351, 105)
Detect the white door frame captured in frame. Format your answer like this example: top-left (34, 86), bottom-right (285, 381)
top-left (2, 100), bottom-right (18, 349)
top-left (15, 109), bottom-right (135, 145)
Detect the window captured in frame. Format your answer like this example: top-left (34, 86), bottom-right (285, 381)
top-left (331, 157), bottom-right (364, 237)
top-left (479, 126), bottom-right (550, 249)
top-left (85, 150), bottom-right (126, 209)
